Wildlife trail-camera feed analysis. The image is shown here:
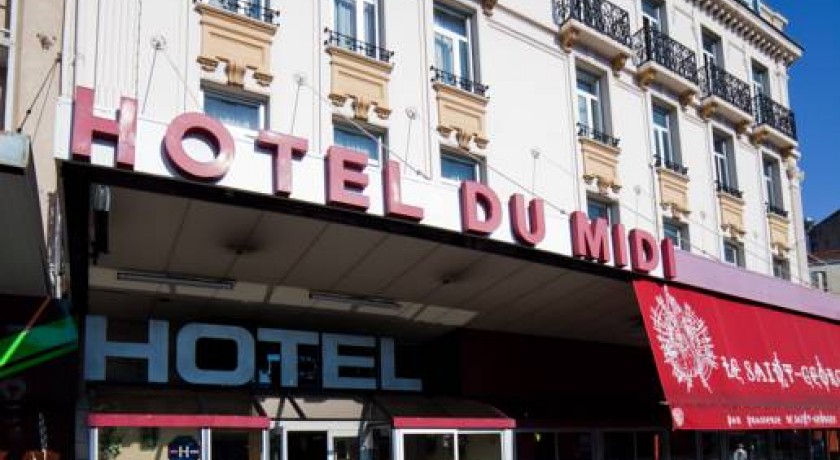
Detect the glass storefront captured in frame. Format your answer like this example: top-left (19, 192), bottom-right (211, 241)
top-left (401, 432), bottom-right (505, 460)
top-left (90, 420), bottom-right (840, 460)
top-left (95, 427), bottom-right (202, 460)
top-left (514, 429), bottom-right (840, 460)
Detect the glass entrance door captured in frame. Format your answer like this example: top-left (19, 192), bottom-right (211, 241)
top-left (276, 423), bottom-right (379, 460)
top-left (288, 431), bottom-right (329, 460)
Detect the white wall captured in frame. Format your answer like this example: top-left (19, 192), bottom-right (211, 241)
top-left (57, 0), bottom-right (807, 283)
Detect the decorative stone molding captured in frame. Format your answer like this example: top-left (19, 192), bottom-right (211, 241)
top-left (433, 83), bottom-right (489, 150)
top-left (657, 168), bottom-right (690, 220)
top-left (768, 212), bottom-right (791, 256)
top-left (784, 159), bottom-right (804, 184)
top-left (326, 46), bottom-right (393, 122)
top-left (717, 192), bottom-right (746, 239)
top-left (558, 22), bottom-right (632, 76)
top-left (750, 123), bottom-right (798, 150)
top-left (635, 63), bottom-right (697, 109)
top-left (683, 0), bottom-right (801, 66)
top-left (580, 137), bottom-right (621, 194)
top-left (699, 96), bottom-right (753, 127)
top-left (196, 3), bottom-right (277, 88)
top-left (481, 0), bottom-right (498, 16)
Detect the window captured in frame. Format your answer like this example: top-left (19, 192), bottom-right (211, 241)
top-left (751, 61), bottom-right (770, 97)
top-left (722, 239), bottom-right (744, 267)
top-left (652, 104), bottom-right (682, 170)
top-left (663, 219), bottom-right (690, 251)
top-left (812, 271), bottom-right (828, 292)
top-left (441, 151), bottom-right (480, 182)
top-left (434, 5), bottom-right (473, 85)
top-left (587, 197), bottom-right (619, 225)
top-left (334, 0), bottom-right (380, 57)
top-left (334, 124), bottom-right (384, 163)
top-left (642, 0), bottom-right (665, 32)
top-left (713, 132), bottom-right (738, 192)
top-left (577, 69), bottom-right (605, 135)
top-left (763, 155), bottom-right (783, 212)
top-left (701, 30), bottom-right (723, 68)
top-left (204, 90), bottom-right (266, 131)
top-left (772, 257), bottom-right (790, 280)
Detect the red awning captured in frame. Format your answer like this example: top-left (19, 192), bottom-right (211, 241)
top-left (634, 279), bottom-right (840, 430)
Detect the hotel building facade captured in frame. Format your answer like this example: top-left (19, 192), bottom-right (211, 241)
top-left (4, 1), bottom-right (840, 460)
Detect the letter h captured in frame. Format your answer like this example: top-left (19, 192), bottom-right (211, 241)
top-left (71, 86), bottom-right (138, 169)
top-left (84, 315), bottom-right (168, 383)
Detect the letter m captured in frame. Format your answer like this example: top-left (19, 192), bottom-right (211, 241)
top-left (570, 211), bottom-right (611, 263)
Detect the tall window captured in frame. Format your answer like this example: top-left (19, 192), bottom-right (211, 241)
top-left (722, 239), bottom-right (744, 267)
top-left (434, 5), bottom-right (473, 85)
top-left (576, 70), bottom-right (605, 135)
top-left (204, 90), bottom-right (265, 131)
top-left (663, 219), bottom-right (690, 251)
top-left (713, 132), bottom-right (737, 192)
top-left (334, 124), bottom-right (384, 163)
top-left (642, 0), bottom-right (665, 32)
top-left (751, 62), bottom-right (769, 97)
top-left (812, 271), bottom-right (828, 292)
top-left (763, 155), bottom-right (783, 212)
top-left (652, 105), bottom-right (681, 168)
top-left (587, 197), bottom-right (619, 225)
top-left (772, 257), bottom-right (790, 280)
top-left (335, 0), bottom-right (380, 57)
top-left (701, 30), bottom-right (722, 68)
top-left (441, 150), bottom-right (480, 182)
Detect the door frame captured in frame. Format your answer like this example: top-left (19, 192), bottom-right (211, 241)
top-left (275, 421), bottom-right (366, 460)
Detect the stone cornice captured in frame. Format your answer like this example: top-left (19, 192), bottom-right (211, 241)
top-left (687, 0), bottom-right (802, 66)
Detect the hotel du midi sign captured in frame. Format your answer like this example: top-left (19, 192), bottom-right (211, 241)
top-left (67, 86), bottom-right (677, 279)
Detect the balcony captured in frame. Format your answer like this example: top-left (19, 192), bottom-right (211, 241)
top-left (325, 29), bottom-right (394, 64)
top-left (577, 122), bottom-right (619, 147)
top-left (767, 204), bottom-right (790, 256)
top-left (716, 182), bottom-right (745, 239)
top-left (654, 155), bottom-right (689, 176)
top-left (431, 67), bottom-right (488, 97)
top-left (698, 65), bottom-right (753, 130)
top-left (553, 0), bottom-right (633, 73)
top-left (654, 155), bottom-right (690, 219)
top-left (195, 0), bottom-right (278, 88)
top-left (752, 94), bottom-right (797, 149)
top-left (633, 26), bottom-right (699, 105)
top-left (578, 123), bottom-right (621, 194)
top-left (431, 67), bottom-right (489, 150)
top-left (716, 181), bottom-right (743, 199)
top-left (325, 29), bottom-right (394, 121)
top-left (204, 0), bottom-right (277, 24)
top-left (766, 202), bottom-right (788, 219)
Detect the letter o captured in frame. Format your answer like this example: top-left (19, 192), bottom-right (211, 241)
top-left (164, 112), bottom-right (235, 181)
top-left (176, 323), bottom-right (254, 386)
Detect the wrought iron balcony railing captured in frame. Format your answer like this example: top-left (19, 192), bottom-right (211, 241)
top-left (430, 67), bottom-right (488, 97)
top-left (553, 0), bottom-right (633, 48)
top-left (699, 65), bottom-right (753, 116)
top-left (754, 93), bottom-right (797, 140)
top-left (325, 29), bottom-right (394, 64)
top-left (577, 123), bottom-right (620, 148)
top-left (207, 0), bottom-right (278, 24)
top-left (716, 181), bottom-right (743, 199)
top-left (654, 155), bottom-right (689, 176)
top-left (767, 203), bottom-right (789, 218)
top-left (633, 26), bottom-right (699, 85)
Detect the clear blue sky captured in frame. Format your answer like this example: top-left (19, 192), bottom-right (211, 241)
top-left (770, 1), bottom-right (840, 223)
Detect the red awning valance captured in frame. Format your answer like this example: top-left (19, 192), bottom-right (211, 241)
top-left (634, 280), bottom-right (840, 430)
